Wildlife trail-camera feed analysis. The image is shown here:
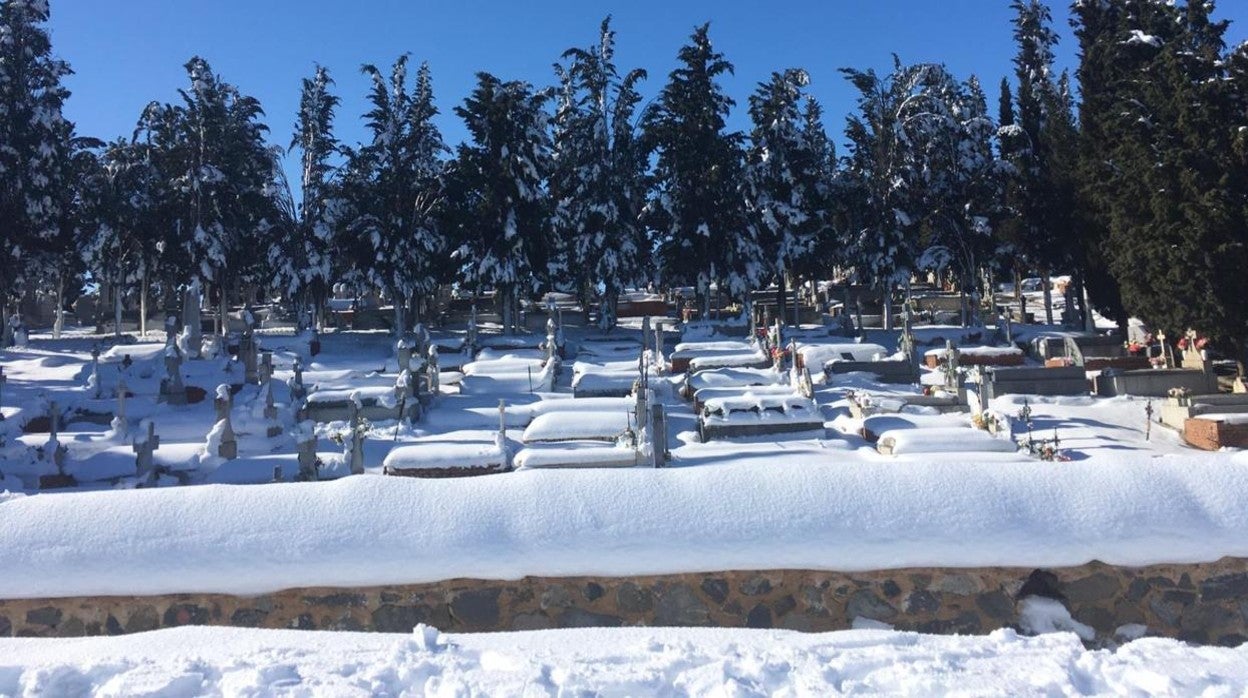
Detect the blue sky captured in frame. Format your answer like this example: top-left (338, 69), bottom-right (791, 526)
top-left (49, 1), bottom-right (1248, 182)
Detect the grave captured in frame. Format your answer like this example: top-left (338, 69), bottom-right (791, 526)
top-left (924, 345), bottom-right (1024, 369)
top-left (980, 366), bottom-right (1089, 401)
top-left (847, 391), bottom-right (967, 418)
top-left (212, 385), bottom-right (238, 460)
top-left (383, 443), bottom-right (510, 478)
top-left (1182, 414), bottom-right (1248, 451)
top-left (133, 420), bottom-right (160, 480)
top-left (1159, 393), bottom-right (1248, 430)
top-left (698, 393), bottom-right (824, 441)
top-left (1048, 335), bottom-right (1148, 371)
top-left (1094, 368), bottom-right (1218, 398)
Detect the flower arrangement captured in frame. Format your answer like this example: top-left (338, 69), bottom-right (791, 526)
top-left (1177, 335), bottom-right (1208, 351)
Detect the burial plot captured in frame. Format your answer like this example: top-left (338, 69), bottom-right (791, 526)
top-left (698, 393), bottom-right (824, 441)
top-left (981, 366), bottom-right (1089, 401)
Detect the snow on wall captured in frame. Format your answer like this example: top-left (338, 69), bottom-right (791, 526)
top-left (3, 457), bottom-right (1248, 599)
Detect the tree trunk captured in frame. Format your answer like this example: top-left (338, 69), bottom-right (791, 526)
top-left (113, 283), bottom-right (123, 340)
top-left (882, 283), bottom-right (894, 331)
top-left (1041, 270), bottom-right (1054, 326)
top-left (140, 271), bottom-right (149, 338)
top-left (52, 272), bottom-right (64, 340)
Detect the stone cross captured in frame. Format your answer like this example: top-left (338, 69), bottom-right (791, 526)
top-left (347, 399), bottom-right (365, 475)
top-left (290, 359), bottom-right (307, 402)
top-left (214, 385), bottom-right (238, 459)
top-left (133, 420), bottom-right (159, 477)
top-left (427, 345), bottom-right (440, 396)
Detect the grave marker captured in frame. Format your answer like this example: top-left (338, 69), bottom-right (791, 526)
top-left (347, 398), bottom-right (365, 475)
top-left (133, 420), bottom-right (159, 478)
top-left (214, 385), bottom-right (238, 459)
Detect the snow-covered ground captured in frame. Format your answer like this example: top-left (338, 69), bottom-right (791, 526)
top-left (2, 625), bottom-right (1246, 696)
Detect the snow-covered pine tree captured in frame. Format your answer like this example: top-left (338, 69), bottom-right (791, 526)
top-left (1076, 0), bottom-right (1248, 364)
top-left (743, 68), bottom-right (825, 325)
top-left (282, 65), bottom-right (342, 330)
top-left (841, 59), bottom-right (950, 330)
top-left (550, 17), bottom-right (649, 330)
top-left (446, 73), bottom-right (552, 335)
top-left (642, 23), bottom-right (759, 319)
top-left (341, 57), bottom-right (446, 333)
top-left (1007, 0), bottom-right (1080, 325)
top-left (0, 0), bottom-right (72, 344)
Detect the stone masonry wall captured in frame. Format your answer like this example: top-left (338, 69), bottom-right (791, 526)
top-left (3, 558), bottom-right (1247, 647)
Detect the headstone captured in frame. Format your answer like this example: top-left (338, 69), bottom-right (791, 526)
top-left (0, 366), bottom-right (6, 419)
top-left (163, 346), bottom-right (187, 405)
top-left (214, 385), bottom-right (238, 459)
top-left (241, 334), bottom-right (259, 385)
top-left (89, 346), bottom-right (102, 399)
top-left (112, 377), bottom-right (129, 436)
top-left (295, 420), bottom-right (319, 481)
top-left (290, 359), bottom-right (307, 402)
top-left (642, 316), bottom-right (652, 352)
top-left (133, 420), bottom-right (159, 478)
top-left (427, 345), bottom-right (440, 396)
top-left (348, 398), bottom-right (365, 475)
top-left (496, 398), bottom-right (510, 468)
top-left (164, 314), bottom-right (178, 346)
top-left (259, 351), bottom-right (274, 385)
top-left (650, 403), bottom-right (668, 467)
top-left (46, 400), bottom-right (66, 472)
top-left (262, 380), bottom-right (281, 437)
top-left (396, 336), bottom-right (414, 374)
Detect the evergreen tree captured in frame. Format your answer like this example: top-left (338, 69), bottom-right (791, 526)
top-left (279, 64), bottom-right (341, 329)
top-left (743, 68), bottom-right (824, 325)
top-left (0, 0), bottom-right (72, 341)
top-left (341, 57), bottom-right (446, 333)
top-left (550, 17), bottom-right (649, 329)
top-left (1008, 0), bottom-right (1079, 325)
top-left (642, 24), bottom-right (759, 318)
top-left (445, 73), bottom-right (551, 334)
top-left (1076, 0), bottom-right (1248, 361)
top-left (841, 59), bottom-right (952, 329)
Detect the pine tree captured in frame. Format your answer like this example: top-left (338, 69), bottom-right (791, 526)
top-left (642, 24), bottom-right (759, 319)
top-left (0, 0), bottom-right (72, 342)
top-left (1008, 0), bottom-right (1079, 325)
top-left (743, 68), bottom-right (824, 325)
top-left (550, 17), bottom-right (649, 329)
top-left (341, 57), bottom-right (446, 333)
top-left (280, 65), bottom-right (341, 329)
top-left (841, 59), bottom-right (953, 329)
top-left (445, 73), bottom-right (551, 334)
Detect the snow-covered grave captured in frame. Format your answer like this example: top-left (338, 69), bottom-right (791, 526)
top-left (847, 389), bottom-right (967, 417)
top-left (684, 366), bottom-right (784, 397)
top-left (698, 393), bottom-right (825, 441)
top-left (924, 344), bottom-right (1025, 368)
top-left (875, 426), bottom-right (1020, 456)
top-left (669, 339), bottom-right (765, 373)
top-left (570, 358), bottom-right (639, 398)
top-left (382, 441), bottom-right (508, 478)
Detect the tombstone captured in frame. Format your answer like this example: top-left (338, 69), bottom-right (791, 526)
top-left (945, 340), bottom-right (967, 403)
top-left (642, 316), bottom-right (652, 353)
top-left (259, 351), bottom-right (274, 385)
top-left (183, 281), bottom-right (202, 358)
top-left (295, 420), bottom-right (319, 481)
top-left (396, 335), bottom-right (414, 374)
top-left (0, 366), bottom-right (6, 420)
top-left (241, 334), bottom-right (259, 385)
top-left (290, 359), bottom-right (307, 402)
top-left (214, 385), bottom-right (238, 459)
top-left (634, 384), bottom-right (648, 430)
top-left (163, 346), bottom-right (188, 406)
top-left (427, 345), bottom-right (440, 396)
top-left (133, 420), bottom-right (160, 479)
top-left (495, 398), bottom-right (510, 468)
top-left (467, 305), bottom-right (479, 350)
top-left (89, 346), bottom-right (102, 399)
top-left (650, 403), bottom-right (668, 467)
top-left (347, 399), bottom-right (365, 475)
top-left (262, 381), bottom-right (281, 437)
top-left (111, 377), bottom-right (129, 436)
top-left (44, 400), bottom-right (68, 472)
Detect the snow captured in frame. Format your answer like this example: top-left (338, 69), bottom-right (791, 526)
top-left (515, 442), bottom-right (644, 469)
top-left (2, 625), bottom-right (1247, 696)
top-left (924, 345), bottom-right (1024, 357)
top-left (1018, 596), bottom-right (1095, 642)
top-left (799, 342), bottom-right (891, 366)
top-left (522, 410), bottom-right (634, 443)
top-left (6, 453), bottom-right (1248, 599)
top-left (686, 366), bottom-right (784, 392)
top-left (383, 442), bottom-right (505, 470)
top-left (876, 427), bottom-right (1018, 455)
top-left (1195, 413), bottom-right (1248, 425)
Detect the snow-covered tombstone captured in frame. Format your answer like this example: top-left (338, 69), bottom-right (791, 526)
top-left (445, 73), bottom-right (552, 335)
top-left (642, 24), bottom-right (759, 319)
top-left (132, 420), bottom-right (160, 480)
top-left (549, 17), bottom-right (650, 329)
top-left (211, 385), bottom-right (238, 460)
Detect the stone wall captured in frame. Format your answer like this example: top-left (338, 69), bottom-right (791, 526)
top-left (3, 559), bottom-right (1246, 646)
